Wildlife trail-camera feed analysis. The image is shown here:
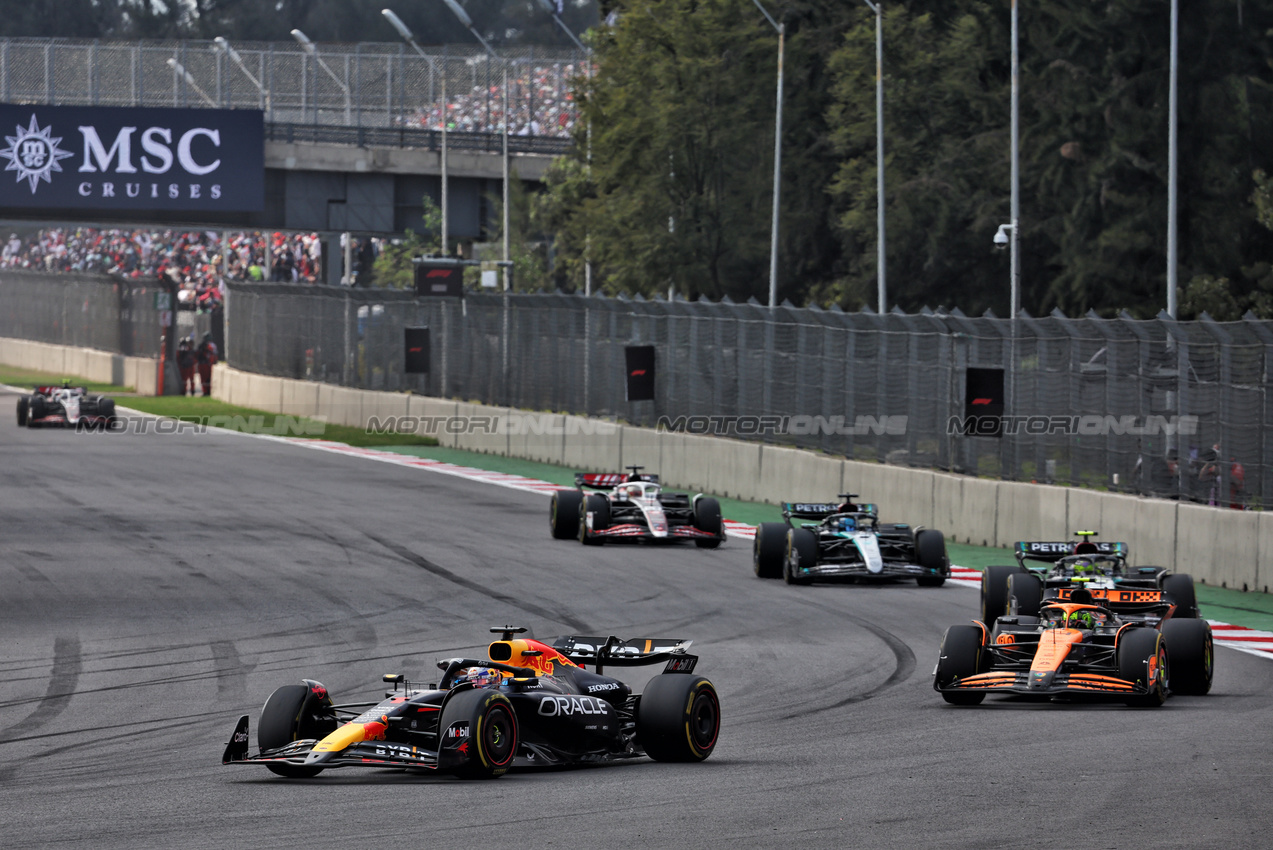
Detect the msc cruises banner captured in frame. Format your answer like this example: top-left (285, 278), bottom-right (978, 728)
top-left (0, 104), bottom-right (263, 212)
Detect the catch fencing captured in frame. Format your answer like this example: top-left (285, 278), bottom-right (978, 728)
top-left (225, 283), bottom-right (1273, 510)
top-left (0, 270), bottom-right (167, 357)
top-left (0, 37), bottom-right (586, 135)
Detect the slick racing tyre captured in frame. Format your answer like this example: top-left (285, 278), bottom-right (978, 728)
top-left (784, 528), bottom-right (817, 585)
top-left (1007, 572), bottom-right (1043, 617)
top-left (935, 625), bottom-right (986, 705)
top-left (550, 489), bottom-right (583, 539)
top-left (637, 675), bottom-right (720, 762)
top-left (914, 529), bottom-right (949, 587)
top-left (438, 688), bottom-right (518, 779)
top-left (1162, 618), bottom-right (1213, 695)
top-left (579, 493), bottom-right (610, 545)
top-left (981, 565), bottom-right (1020, 627)
top-left (258, 683), bottom-right (337, 777)
top-left (98, 398), bottom-right (117, 427)
top-left (692, 496), bottom-right (723, 549)
top-left (16, 395), bottom-right (28, 427)
top-left (1118, 628), bottom-right (1168, 707)
top-left (753, 522), bottom-right (787, 579)
top-left (1161, 573), bottom-right (1199, 619)
top-left (25, 396), bottom-right (45, 427)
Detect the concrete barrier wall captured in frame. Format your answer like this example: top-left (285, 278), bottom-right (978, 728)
top-left (1, 336), bottom-right (156, 395)
top-left (150, 363), bottom-right (1273, 591)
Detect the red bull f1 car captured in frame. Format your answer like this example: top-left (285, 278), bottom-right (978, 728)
top-left (752, 494), bottom-right (949, 586)
top-left (549, 466), bottom-right (725, 548)
top-left (934, 590), bottom-right (1211, 706)
top-left (16, 383), bottom-right (117, 429)
top-left (222, 627), bottom-right (719, 779)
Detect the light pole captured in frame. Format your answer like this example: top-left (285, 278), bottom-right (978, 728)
top-left (1009, 0), bottom-right (1020, 322)
top-left (442, 0), bottom-right (511, 290)
top-left (1166, 0), bottom-right (1178, 318)
top-left (536, 0), bottom-right (588, 52)
top-left (167, 58), bottom-right (217, 108)
top-left (863, 1), bottom-right (886, 314)
top-left (212, 37), bottom-right (270, 113)
top-left (290, 29), bottom-right (352, 124)
top-left (382, 9), bottom-right (450, 256)
top-left (752, 0), bottom-right (784, 309)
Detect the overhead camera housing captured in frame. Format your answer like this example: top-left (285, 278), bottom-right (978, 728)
top-left (993, 223), bottom-right (1013, 249)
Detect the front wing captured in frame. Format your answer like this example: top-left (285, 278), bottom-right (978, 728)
top-left (590, 523), bottom-right (722, 542)
top-left (222, 716), bottom-right (441, 771)
top-left (803, 559), bottom-right (935, 580)
top-left (934, 670), bottom-right (1146, 698)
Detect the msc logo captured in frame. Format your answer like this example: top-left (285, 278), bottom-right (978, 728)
top-left (1, 114), bottom-right (73, 192)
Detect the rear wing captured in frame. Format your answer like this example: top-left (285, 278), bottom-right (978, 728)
top-left (1016, 541), bottom-right (1128, 563)
top-left (782, 502), bottom-right (878, 521)
top-left (33, 385), bottom-right (85, 395)
top-left (574, 472), bottom-right (661, 490)
top-left (552, 635), bottom-right (697, 674)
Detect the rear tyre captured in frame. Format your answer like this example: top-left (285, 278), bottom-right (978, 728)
top-left (753, 522), bottom-right (787, 578)
top-left (981, 565), bottom-right (1019, 628)
top-left (914, 529), bottom-right (949, 587)
top-left (98, 398), bottom-right (116, 427)
top-left (550, 489), bottom-right (582, 539)
top-left (258, 684), bottom-right (330, 777)
top-left (1162, 573), bottom-right (1199, 619)
top-left (439, 688), bottom-right (518, 779)
top-left (637, 675), bottom-right (720, 762)
top-left (1118, 628), bottom-right (1168, 707)
top-left (579, 493), bottom-right (610, 546)
top-left (784, 528), bottom-right (817, 585)
top-left (935, 625), bottom-right (986, 705)
top-left (26, 396), bottom-right (45, 427)
top-left (16, 395), bottom-right (28, 427)
top-left (1007, 572), bottom-right (1043, 617)
top-left (692, 497), bottom-right (723, 549)
top-left (1162, 618), bottom-right (1213, 695)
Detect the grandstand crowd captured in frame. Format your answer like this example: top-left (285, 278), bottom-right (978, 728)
top-left (404, 62), bottom-right (586, 136)
top-left (0, 228), bottom-right (358, 308)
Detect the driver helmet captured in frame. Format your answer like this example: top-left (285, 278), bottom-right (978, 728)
top-left (625, 484), bottom-right (642, 499)
top-left (836, 516), bottom-right (857, 533)
top-left (1071, 558), bottom-right (1095, 576)
top-left (459, 667), bottom-right (504, 688)
top-left (1068, 610), bottom-right (1096, 630)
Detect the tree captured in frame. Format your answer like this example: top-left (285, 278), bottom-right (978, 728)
top-left (370, 195), bottom-right (442, 289)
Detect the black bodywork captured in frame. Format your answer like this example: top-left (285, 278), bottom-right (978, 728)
top-left (223, 628), bottom-right (718, 778)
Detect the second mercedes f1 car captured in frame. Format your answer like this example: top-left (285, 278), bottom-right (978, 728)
top-left (752, 495), bottom-right (949, 586)
top-left (549, 466), bottom-right (725, 548)
top-left (222, 627), bottom-right (719, 779)
top-left (16, 382), bottom-right (117, 429)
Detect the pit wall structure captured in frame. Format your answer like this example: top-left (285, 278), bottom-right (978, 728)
top-left (210, 363), bottom-right (1271, 593)
top-left (0, 337), bottom-right (160, 395)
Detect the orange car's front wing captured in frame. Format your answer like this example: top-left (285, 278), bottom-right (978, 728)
top-left (937, 669), bottom-right (1146, 697)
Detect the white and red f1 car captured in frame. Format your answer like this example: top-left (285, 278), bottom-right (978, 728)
top-left (16, 383), bottom-right (117, 429)
top-left (549, 467), bottom-right (725, 548)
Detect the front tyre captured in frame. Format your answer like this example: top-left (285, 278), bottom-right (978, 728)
top-left (784, 528), bottom-right (817, 585)
top-left (935, 624), bottom-right (987, 705)
top-left (258, 683), bottom-right (335, 778)
top-left (1161, 618), bottom-right (1213, 695)
top-left (16, 395), bottom-right (28, 427)
top-left (693, 496), bottom-right (723, 549)
top-left (438, 688), bottom-right (519, 779)
top-left (637, 675), bottom-right (720, 762)
top-left (1118, 628), bottom-right (1168, 707)
top-left (753, 522), bottom-right (787, 578)
top-left (550, 489), bottom-right (583, 539)
top-left (914, 529), bottom-right (949, 587)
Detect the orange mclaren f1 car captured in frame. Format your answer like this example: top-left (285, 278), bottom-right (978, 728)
top-left (934, 590), bottom-right (1212, 707)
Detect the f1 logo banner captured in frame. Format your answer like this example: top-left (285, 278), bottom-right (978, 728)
top-left (404, 327), bottom-right (430, 374)
top-left (0, 105), bottom-right (263, 211)
top-left (414, 262), bottom-right (464, 297)
top-left (965, 367), bottom-right (1005, 437)
top-left (625, 345), bottom-right (656, 402)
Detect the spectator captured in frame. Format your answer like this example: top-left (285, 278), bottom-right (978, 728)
top-left (176, 336), bottom-right (197, 396)
top-left (196, 332), bottom-right (218, 397)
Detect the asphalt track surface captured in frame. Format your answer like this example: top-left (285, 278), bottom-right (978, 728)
top-left (1, 388), bottom-right (1270, 849)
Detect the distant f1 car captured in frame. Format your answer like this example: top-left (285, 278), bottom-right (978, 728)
top-left (752, 494), bottom-right (949, 586)
top-left (549, 466), bottom-right (725, 548)
top-left (16, 383), bottom-right (116, 429)
top-left (934, 589), bottom-right (1212, 706)
top-left (222, 627), bottom-right (719, 779)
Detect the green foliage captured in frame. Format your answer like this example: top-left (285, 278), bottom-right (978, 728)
top-left (370, 196), bottom-right (442, 290)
